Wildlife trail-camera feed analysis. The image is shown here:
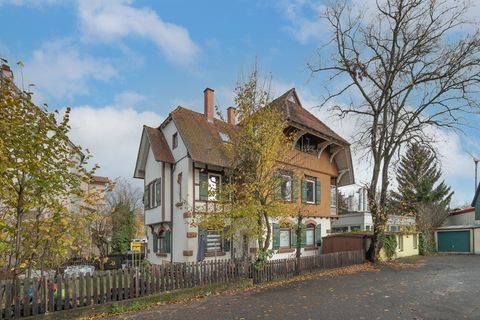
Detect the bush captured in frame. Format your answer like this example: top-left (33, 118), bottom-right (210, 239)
top-left (383, 234), bottom-right (397, 260)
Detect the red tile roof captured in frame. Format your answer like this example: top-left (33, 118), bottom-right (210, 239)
top-left (171, 107), bottom-right (234, 167)
top-left (90, 175), bottom-right (110, 184)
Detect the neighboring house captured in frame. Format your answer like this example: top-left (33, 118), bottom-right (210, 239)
top-left (331, 188), bottom-right (415, 233)
top-left (435, 188), bottom-right (480, 253)
top-left (323, 232), bottom-right (419, 261)
top-left (134, 88), bottom-right (355, 264)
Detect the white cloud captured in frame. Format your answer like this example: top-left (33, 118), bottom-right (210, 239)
top-left (113, 91), bottom-right (146, 108)
top-left (23, 39), bottom-right (116, 101)
top-left (77, 0), bottom-right (199, 66)
top-left (66, 105), bottom-right (163, 184)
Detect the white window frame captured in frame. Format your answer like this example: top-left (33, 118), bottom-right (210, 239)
top-left (279, 229), bottom-right (290, 248)
top-left (306, 225), bottom-right (315, 247)
top-left (206, 231), bottom-right (222, 252)
top-left (281, 174), bottom-right (292, 201)
top-left (330, 185), bottom-right (337, 207)
top-left (306, 179), bottom-right (315, 204)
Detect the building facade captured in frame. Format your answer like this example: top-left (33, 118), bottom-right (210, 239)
top-left (134, 88), bottom-right (354, 263)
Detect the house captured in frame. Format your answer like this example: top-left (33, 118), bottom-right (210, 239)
top-left (134, 88), bottom-right (355, 263)
top-left (435, 187), bottom-right (480, 253)
top-left (323, 231), bottom-right (419, 261)
top-left (331, 188), bottom-right (415, 233)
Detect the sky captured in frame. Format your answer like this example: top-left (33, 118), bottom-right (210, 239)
top-left (0, 0), bottom-right (479, 207)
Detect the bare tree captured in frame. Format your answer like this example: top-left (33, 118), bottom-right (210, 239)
top-left (310, 0), bottom-right (480, 260)
top-left (416, 203), bottom-right (450, 254)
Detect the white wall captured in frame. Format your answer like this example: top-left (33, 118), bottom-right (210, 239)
top-left (443, 212), bottom-right (476, 226)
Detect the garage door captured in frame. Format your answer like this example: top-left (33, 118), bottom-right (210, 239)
top-left (437, 230), bottom-right (471, 253)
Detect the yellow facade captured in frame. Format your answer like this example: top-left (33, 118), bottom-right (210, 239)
top-left (379, 232), bottom-right (419, 261)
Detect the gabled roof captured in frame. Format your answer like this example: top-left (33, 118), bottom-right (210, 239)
top-left (170, 107), bottom-right (233, 168)
top-left (144, 126), bottom-right (175, 163)
top-left (270, 89), bottom-right (349, 144)
top-left (133, 126), bottom-right (174, 179)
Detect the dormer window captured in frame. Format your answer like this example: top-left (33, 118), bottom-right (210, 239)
top-left (219, 132), bottom-right (230, 142)
top-left (172, 132), bottom-right (178, 149)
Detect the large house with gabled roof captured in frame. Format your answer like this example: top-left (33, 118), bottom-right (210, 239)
top-left (134, 88), bottom-right (355, 264)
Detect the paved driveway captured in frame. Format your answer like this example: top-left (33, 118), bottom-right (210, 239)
top-left (109, 255), bottom-right (480, 320)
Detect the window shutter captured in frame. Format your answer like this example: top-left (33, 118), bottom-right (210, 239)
top-left (301, 224), bottom-right (307, 248)
top-left (199, 172), bottom-right (208, 201)
top-left (155, 179), bottom-right (162, 206)
top-left (292, 176), bottom-right (299, 202)
top-left (165, 230), bottom-right (171, 253)
top-left (272, 223), bottom-right (280, 250)
top-left (223, 227), bottom-right (231, 252)
top-left (315, 180), bottom-right (321, 205)
top-left (301, 179), bottom-right (307, 203)
top-left (315, 224), bottom-right (322, 247)
top-left (291, 227), bottom-right (297, 248)
top-left (152, 231), bottom-right (158, 253)
top-left (144, 186), bottom-right (149, 209)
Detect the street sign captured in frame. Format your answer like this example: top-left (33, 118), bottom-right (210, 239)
top-left (130, 242), bottom-right (142, 252)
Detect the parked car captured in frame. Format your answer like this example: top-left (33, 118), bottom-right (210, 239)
top-left (64, 265), bottom-right (95, 277)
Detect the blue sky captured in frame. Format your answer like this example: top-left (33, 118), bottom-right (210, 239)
top-left (1, 0), bottom-right (479, 207)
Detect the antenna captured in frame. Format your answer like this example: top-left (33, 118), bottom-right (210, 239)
top-left (468, 152), bottom-right (479, 194)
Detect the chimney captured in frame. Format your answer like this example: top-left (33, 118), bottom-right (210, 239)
top-left (204, 88), bottom-right (214, 121)
top-left (227, 107), bottom-right (236, 125)
top-left (1, 64), bottom-right (13, 81)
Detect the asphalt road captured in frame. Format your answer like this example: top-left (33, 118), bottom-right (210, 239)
top-left (108, 255), bottom-right (480, 320)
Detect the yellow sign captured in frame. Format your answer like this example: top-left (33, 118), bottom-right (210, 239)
top-left (130, 242), bottom-right (142, 252)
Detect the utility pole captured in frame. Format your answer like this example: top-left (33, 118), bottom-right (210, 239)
top-left (475, 157), bottom-right (479, 193)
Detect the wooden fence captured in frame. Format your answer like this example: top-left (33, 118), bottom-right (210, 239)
top-left (0, 259), bottom-right (250, 319)
top-left (252, 250), bottom-right (365, 284)
top-left (0, 250), bottom-right (365, 319)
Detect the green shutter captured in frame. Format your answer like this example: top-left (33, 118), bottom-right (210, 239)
top-left (199, 172), bottom-right (208, 201)
top-left (291, 227), bottom-right (297, 248)
top-left (301, 224), bottom-right (307, 248)
top-left (315, 224), bottom-right (322, 247)
top-left (152, 231), bottom-right (158, 253)
top-left (155, 179), bottom-right (161, 206)
top-left (272, 223), bottom-right (280, 250)
top-left (165, 230), bottom-right (171, 253)
top-left (144, 186), bottom-right (149, 209)
top-left (223, 227), bottom-right (231, 252)
top-left (301, 179), bottom-right (307, 203)
top-left (292, 176), bottom-right (299, 202)
top-left (315, 180), bottom-right (321, 205)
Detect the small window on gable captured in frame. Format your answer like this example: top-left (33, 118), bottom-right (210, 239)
top-left (172, 132), bottom-right (178, 149)
top-left (219, 132), bottom-right (230, 142)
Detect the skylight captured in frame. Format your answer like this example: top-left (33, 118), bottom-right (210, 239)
top-left (219, 132), bottom-right (230, 142)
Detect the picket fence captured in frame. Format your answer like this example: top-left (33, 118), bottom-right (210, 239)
top-left (0, 250), bottom-right (364, 319)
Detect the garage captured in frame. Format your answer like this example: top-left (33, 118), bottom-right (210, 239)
top-left (437, 230), bottom-right (471, 253)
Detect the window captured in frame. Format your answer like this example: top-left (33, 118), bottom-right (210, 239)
top-left (219, 132), bottom-right (230, 142)
top-left (306, 224), bottom-right (315, 247)
top-left (413, 234), bottom-right (418, 249)
top-left (281, 174), bottom-right (292, 201)
top-left (279, 229), bottom-right (291, 248)
top-left (389, 225), bottom-right (398, 232)
top-left (398, 235), bottom-right (404, 251)
top-left (365, 225), bottom-right (371, 231)
top-left (152, 230), bottom-right (171, 254)
top-left (145, 179), bottom-right (161, 210)
top-left (172, 132), bottom-right (178, 149)
top-left (332, 227), bottom-right (348, 233)
top-left (351, 226), bottom-right (361, 232)
top-left (198, 171), bottom-right (222, 201)
top-left (330, 185), bottom-right (337, 207)
top-left (306, 179), bottom-right (315, 203)
top-left (208, 173), bottom-right (221, 201)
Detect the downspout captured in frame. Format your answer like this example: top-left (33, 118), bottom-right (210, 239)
top-left (171, 162), bottom-right (175, 263)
